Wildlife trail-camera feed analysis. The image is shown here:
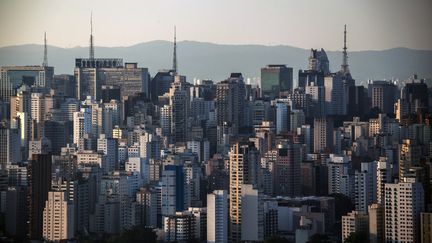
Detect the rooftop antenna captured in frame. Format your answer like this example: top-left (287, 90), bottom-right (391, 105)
top-left (341, 24), bottom-right (350, 74)
top-left (172, 25), bottom-right (177, 75)
top-left (89, 11), bottom-right (95, 60)
top-left (42, 32), bottom-right (48, 67)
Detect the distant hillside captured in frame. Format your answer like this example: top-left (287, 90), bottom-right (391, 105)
top-left (1, 40), bottom-right (431, 85)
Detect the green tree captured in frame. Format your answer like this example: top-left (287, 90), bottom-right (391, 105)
top-left (264, 235), bottom-right (292, 243)
top-left (344, 232), bottom-right (368, 243)
top-left (108, 226), bottom-right (157, 243)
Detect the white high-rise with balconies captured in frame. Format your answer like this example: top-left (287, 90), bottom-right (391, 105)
top-left (384, 178), bottom-right (424, 243)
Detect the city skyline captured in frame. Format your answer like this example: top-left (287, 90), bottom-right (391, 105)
top-left (1, 1), bottom-right (432, 243)
top-left (1, 0), bottom-right (432, 51)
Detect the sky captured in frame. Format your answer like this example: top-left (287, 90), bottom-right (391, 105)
top-left (0, 0), bottom-right (431, 51)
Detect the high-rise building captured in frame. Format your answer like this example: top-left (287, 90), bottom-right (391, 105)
top-left (0, 65), bottom-right (54, 102)
top-left (161, 165), bottom-right (186, 216)
top-left (420, 212), bottom-right (432, 243)
top-left (42, 191), bottom-right (75, 241)
top-left (273, 141), bottom-right (301, 196)
top-left (402, 75), bottom-right (429, 116)
top-left (97, 134), bottom-right (118, 172)
top-left (313, 117), bottom-right (333, 153)
top-left (241, 184), bottom-right (264, 242)
top-left (305, 84), bottom-right (325, 117)
top-left (28, 154), bottom-right (52, 240)
top-left (324, 73), bottom-right (346, 115)
top-left (5, 186), bottom-right (28, 239)
top-left (399, 139), bottom-right (421, 180)
top-left (347, 85), bottom-right (367, 117)
top-left (376, 157), bottom-right (391, 205)
top-left (341, 210), bottom-right (369, 242)
top-left (188, 207), bottom-right (207, 241)
top-left (98, 62), bottom-right (149, 98)
top-left (369, 80), bottom-right (397, 114)
top-left (74, 58), bottom-right (122, 100)
top-left (354, 161), bottom-right (377, 213)
top-left (229, 141), bottom-right (259, 242)
top-left (164, 211), bottom-right (196, 242)
top-left (150, 70), bottom-right (175, 102)
top-left (260, 65), bottom-right (293, 98)
top-left (0, 126), bottom-right (20, 170)
top-left (10, 89), bottom-right (31, 121)
top-left (384, 178), bottom-right (424, 243)
top-left (207, 190), bottom-right (228, 243)
top-left (168, 76), bottom-right (190, 143)
top-left (368, 203), bottom-right (384, 243)
top-left (216, 73), bottom-right (246, 135)
top-left (135, 187), bottom-right (158, 228)
top-left (327, 154), bottom-right (351, 197)
top-left (298, 69), bottom-right (325, 89)
top-left (307, 48), bottom-right (330, 75)
top-left (275, 102), bottom-right (289, 135)
top-left (73, 108), bottom-right (92, 149)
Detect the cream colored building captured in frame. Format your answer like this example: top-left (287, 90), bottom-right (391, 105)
top-left (341, 210), bottom-right (369, 242)
top-left (42, 191), bottom-right (75, 241)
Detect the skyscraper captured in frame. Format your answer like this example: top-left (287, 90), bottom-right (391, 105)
top-left (207, 190), bottom-right (228, 243)
top-left (275, 102), bottom-right (289, 135)
top-left (399, 139), bottom-right (421, 180)
top-left (369, 80), bottom-right (397, 114)
top-left (0, 126), bottom-right (20, 170)
top-left (161, 165), bottom-right (186, 216)
top-left (241, 184), bottom-right (263, 242)
top-left (229, 141), bottom-right (259, 242)
top-left (0, 65), bottom-right (54, 102)
top-left (384, 178), bottom-right (424, 243)
top-left (168, 76), bottom-right (190, 143)
top-left (354, 161), bottom-right (377, 213)
top-left (28, 154), bottom-right (52, 240)
top-left (261, 65), bottom-right (293, 98)
top-left (313, 117), bottom-right (333, 153)
top-left (73, 108), bottom-right (92, 149)
top-left (42, 191), bottom-right (75, 241)
top-left (216, 73), bottom-right (246, 135)
top-left (308, 48), bottom-right (330, 75)
top-left (341, 210), bottom-right (369, 242)
top-left (273, 141), bottom-right (301, 196)
top-left (324, 74), bottom-right (346, 115)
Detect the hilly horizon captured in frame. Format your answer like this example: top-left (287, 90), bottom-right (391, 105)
top-left (1, 40), bottom-right (431, 85)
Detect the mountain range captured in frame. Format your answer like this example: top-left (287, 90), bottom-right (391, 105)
top-left (1, 40), bottom-right (431, 85)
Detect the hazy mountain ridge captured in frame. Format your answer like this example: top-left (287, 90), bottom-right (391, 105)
top-left (1, 40), bottom-right (431, 84)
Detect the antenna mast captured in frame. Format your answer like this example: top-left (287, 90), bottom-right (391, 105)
top-left (43, 32), bottom-right (48, 67)
top-left (89, 11), bottom-right (95, 60)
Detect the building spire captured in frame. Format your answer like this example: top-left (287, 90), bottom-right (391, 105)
top-left (42, 32), bottom-right (48, 67)
top-left (89, 11), bottom-right (95, 60)
top-left (172, 25), bottom-right (177, 75)
top-left (341, 24), bottom-right (349, 74)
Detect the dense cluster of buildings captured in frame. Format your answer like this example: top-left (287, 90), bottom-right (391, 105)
top-left (0, 24), bottom-right (431, 243)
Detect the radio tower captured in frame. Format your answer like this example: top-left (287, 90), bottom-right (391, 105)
top-left (42, 32), bottom-right (48, 67)
top-left (172, 25), bottom-right (177, 75)
top-left (89, 12), bottom-right (95, 60)
top-left (341, 24), bottom-right (349, 74)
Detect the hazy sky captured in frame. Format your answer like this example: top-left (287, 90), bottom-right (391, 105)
top-left (1, 0), bottom-right (431, 51)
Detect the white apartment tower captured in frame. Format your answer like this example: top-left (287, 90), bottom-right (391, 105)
top-left (207, 190), bottom-right (228, 243)
top-left (73, 108), bottom-right (92, 149)
top-left (384, 178), bottom-right (424, 243)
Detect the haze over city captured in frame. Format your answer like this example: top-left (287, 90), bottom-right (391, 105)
top-left (1, 0), bottom-right (432, 51)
